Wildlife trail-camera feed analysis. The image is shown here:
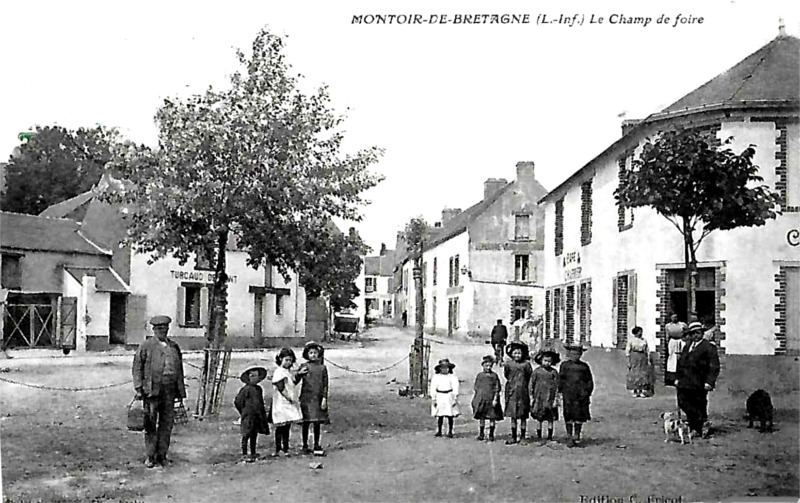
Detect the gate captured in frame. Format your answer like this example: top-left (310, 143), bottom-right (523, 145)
top-left (58, 297), bottom-right (78, 350)
top-left (3, 304), bottom-right (55, 348)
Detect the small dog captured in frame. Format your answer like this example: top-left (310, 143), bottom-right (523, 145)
top-left (746, 389), bottom-right (774, 433)
top-left (660, 412), bottom-right (692, 444)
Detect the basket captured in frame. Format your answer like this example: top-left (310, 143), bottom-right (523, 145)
top-left (126, 397), bottom-right (146, 431)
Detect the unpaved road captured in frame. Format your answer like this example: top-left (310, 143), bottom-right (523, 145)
top-left (1, 326), bottom-right (797, 502)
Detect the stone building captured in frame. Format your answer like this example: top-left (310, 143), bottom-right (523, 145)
top-left (400, 161), bottom-right (548, 337)
top-left (539, 31), bottom-right (799, 388)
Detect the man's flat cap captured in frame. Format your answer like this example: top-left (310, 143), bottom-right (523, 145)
top-left (149, 315), bottom-right (172, 326)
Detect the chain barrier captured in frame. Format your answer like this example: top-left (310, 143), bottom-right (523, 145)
top-left (0, 375), bottom-right (132, 392)
top-left (325, 355), bottom-right (409, 375)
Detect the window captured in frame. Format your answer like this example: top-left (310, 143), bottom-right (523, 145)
top-left (515, 255), bottom-right (530, 282)
top-left (253, 293), bottom-right (265, 338)
top-left (514, 214), bottom-right (531, 241)
top-left (581, 180), bottom-right (593, 246)
top-left (422, 262), bottom-right (427, 288)
top-left (365, 277), bottom-right (376, 293)
top-left (555, 198), bottom-right (564, 256)
top-left (403, 270), bottom-right (408, 293)
top-left (433, 258), bottom-right (437, 286)
top-left (1, 254), bottom-right (22, 290)
top-left (618, 157), bottom-right (634, 231)
top-left (195, 246), bottom-right (214, 271)
top-left (449, 255), bottom-right (460, 287)
top-left (275, 295), bottom-right (284, 316)
top-left (177, 283), bottom-right (207, 328)
top-left (512, 298), bottom-right (530, 322)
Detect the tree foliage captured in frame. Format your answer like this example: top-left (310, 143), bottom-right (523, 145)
top-left (103, 27), bottom-right (383, 343)
top-left (2, 125), bottom-right (116, 215)
top-left (403, 216), bottom-right (431, 268)
top-left (615, 128), bottom-right (780, 316)
top-left (294, 220), bottom-right (369, 313)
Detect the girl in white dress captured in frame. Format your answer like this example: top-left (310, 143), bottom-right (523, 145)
top-left (271, 347), bottom-right (305, 456)
top-left (429, 358), bottom-right (460, 438)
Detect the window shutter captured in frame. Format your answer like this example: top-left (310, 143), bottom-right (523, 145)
top-left (611, 277), bottom-right (618, 346)
top-left (176, 286), bottom-right (187, 326)
top-left (200, 286), bottom-right (210, 326)
top-left (628, 272), bottom-right (637, 334)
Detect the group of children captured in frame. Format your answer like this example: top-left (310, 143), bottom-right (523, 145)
top-left (233, 341), bottom-right (329, 462)
top-left (431, 341), bottom-right (595, 447)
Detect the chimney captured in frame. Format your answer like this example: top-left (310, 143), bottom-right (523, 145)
top-left (621, 119), bottom-right (642, 137)
top-left (441, 208), bottom-right (462, 225)
top-left (515, 161), bottom-right (535, 182)
top-left (380, 243), bottom-right (387, 255)
top-left (484, 178), bottom-right (508, 200)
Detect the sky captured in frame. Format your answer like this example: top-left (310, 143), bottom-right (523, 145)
top-left (1, 0), bottom-right (797, 254)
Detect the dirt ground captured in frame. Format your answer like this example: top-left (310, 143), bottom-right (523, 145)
top-left (1, 325), bottom-right (797, 503)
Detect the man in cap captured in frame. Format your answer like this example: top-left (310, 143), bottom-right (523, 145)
top-left (490, 319), bottom-right (509, 365)
top-left (675, 321), bottom-right (720, 439)
top-left (132, 315), bottom-right (187, 468)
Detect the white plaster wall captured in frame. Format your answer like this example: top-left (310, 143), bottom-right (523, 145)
top-left (543, 117), bottom-right (800, 355)
top-left (129, 250), bottom-right (305, 339)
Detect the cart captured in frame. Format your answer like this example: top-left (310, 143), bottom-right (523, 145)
top-left (332, 313), bottom-right (360, 341)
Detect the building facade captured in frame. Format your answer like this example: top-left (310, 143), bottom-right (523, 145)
top-left (540, 34), bottom-right (800, 369)
top-left (402, 162), bottom-right (548, 337)
top-left (354, 244), bottom-right (395, 322)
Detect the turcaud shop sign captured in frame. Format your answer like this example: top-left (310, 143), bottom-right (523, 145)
top-left (170, 270), bottom-right (238, 283)
top-left (788, 228), bottom-right (799, 247)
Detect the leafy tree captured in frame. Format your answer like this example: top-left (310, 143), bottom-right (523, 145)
top-left (615, 128), bottom-right (780, 319)
top-left (2, 125), bottom-right (116, 214)
top-left (294, 220), bottom-right (369, 313)
top-left (103, 28), bottom-right (382, 413)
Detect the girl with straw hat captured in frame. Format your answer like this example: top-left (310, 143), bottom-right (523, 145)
top-left (234, 362), bottom-right (270, 462)
top-left (430, 358), bottom-right (460, 438)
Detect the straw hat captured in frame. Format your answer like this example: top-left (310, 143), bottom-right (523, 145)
top-left (240, 362), bottom-right (268, 384)
top-left (434, 358), bottom-right (456, 373)
top-left (533, 349), bottom-right (561, 365)
top-left (563, 343), bottom-right (587, 354)
top-left (302, 341), bottom-right (325, 361)
top-left (505, 341), bottom-right (530, 361)
top-left (685, 321), bottom-right (705, 333)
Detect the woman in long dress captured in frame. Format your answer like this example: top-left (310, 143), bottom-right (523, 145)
top-left (625, 326), bottom-right (653, 398)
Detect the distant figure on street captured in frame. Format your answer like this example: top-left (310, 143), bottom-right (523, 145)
top-left (234, 362), bottom-right (270, 463)
top-left (132, 315), bottom-right (187, 468)
top-left (491, 319), bottom-right (509, 364)
top-left (664, 313), bottom-right (687, 386)
top-left (430, 358), bottom-right (460, 438)
top-left (559, 343), bottom-right (594, 447)
top-left (675, 321), bottom-right (720, 439)
top-left (471, 355), bottom-right (503, 442)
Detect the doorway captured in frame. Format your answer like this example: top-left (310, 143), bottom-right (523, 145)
top-left (109, 293), bottom-right (127, 345)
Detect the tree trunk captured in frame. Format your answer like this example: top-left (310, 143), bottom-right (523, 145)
top-left (198, 231), bottom-right (229, 417)
top-left (411, 261), bottom-right (425, 394)
top-left (414, 261), bottom-right (423, 342)
top-left (682, 217), bottom-right (698, 322)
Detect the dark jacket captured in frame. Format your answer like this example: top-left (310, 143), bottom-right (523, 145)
top-left (132, 337), bottom-right (187, 399)
top-left (676, 339), bottom-right (720, 390)
top-left (234, 383), bottom-right (269, 435)
top-left (491, 325), bottom-right (508, 344)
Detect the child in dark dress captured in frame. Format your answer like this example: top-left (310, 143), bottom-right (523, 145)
top-left (504, 342), bottom-right (532, 444)
top-left (298, 342), bottom-right (329, 456)
top-left (530, 349), bottom-right (560, 442)
top-left (471, 355), bottom-right (503, 441)
top-left (234, 363), bottom-right (270, 462)
top-left (559, 344), bottom-right (594, 447)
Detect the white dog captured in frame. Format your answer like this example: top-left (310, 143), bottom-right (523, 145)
top-left (660, 412), bottom-right (692, 444)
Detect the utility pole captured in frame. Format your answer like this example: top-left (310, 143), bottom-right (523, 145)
top-left (413, 262), bottom-right (425, 395)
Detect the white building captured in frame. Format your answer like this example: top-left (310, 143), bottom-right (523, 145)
top-left (354, 244), bottom-right (395, 322)
top-left (539, 31), bottom-right (799, 384)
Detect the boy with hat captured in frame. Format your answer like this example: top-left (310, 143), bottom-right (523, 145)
top-left (675, 321), bottom-right (720, 438)
top-left (234, 363), bottom-right (270, 462)
top-left (558, 343), bottom-right (594, 447)
top-left (298, 341), bottom-right (329, 456)
top-left (132, 315), bottom-right (187, 468)
top-left (430, 358), bottom-right (460, 438)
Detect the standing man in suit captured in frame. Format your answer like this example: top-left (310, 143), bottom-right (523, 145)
top-left (675, 321), bottom-right (720, 438)
top-left (132, 315), bottom-right (187, 468)
top-left (490, 319), bottom-right (509, 365)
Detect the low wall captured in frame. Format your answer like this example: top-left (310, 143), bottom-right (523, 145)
top-left (168, 336), bottom-right (308, 351)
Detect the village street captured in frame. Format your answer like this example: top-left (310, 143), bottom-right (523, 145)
top-left (1, 325), bottom-right (797, 502)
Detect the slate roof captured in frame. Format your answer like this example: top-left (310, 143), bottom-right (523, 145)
top-left (0, 211), bottom-right (110, 256)
top-left (541, 34), bottom-right (800, 203)
top-left (64, 266), bottom-right (131, 293)
top-left (38, 190), bottom-right (95, 220)
top-left (659, 35), bottom-right (799, 115)
top-left (364, 251), bottom-right (395, 277)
